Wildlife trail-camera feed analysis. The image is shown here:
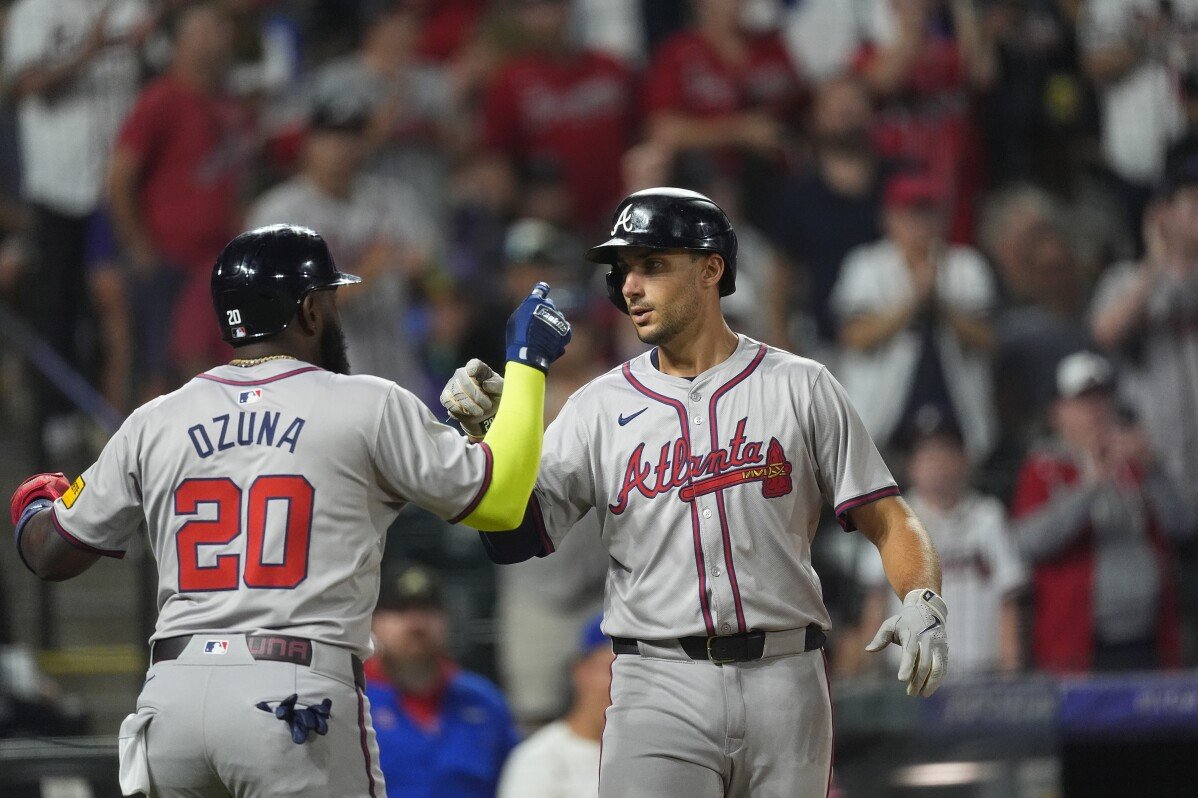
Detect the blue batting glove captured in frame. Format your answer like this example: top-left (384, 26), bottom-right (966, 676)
top-left (505, 282), bottom-right (571, 372)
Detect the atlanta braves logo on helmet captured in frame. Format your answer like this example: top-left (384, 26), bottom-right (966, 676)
top-left (612, 204), bottom-right (639, 236)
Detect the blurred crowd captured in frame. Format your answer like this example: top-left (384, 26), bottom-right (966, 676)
top-left (2, 0), bottom-right (1198, 780)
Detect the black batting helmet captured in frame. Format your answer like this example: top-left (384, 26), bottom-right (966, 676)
top-left (585, 187), bottom-right (737, 313)
top-left (211, 224), bottom-right (361, 344)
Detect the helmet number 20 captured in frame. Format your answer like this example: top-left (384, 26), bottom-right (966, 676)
top-left (226, 309), bottom-right (242, 326)
top-left (174, 475), bottom-right (313, 591)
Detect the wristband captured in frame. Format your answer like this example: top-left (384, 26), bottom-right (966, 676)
top-left (14, 498), bottom-right (52, 574)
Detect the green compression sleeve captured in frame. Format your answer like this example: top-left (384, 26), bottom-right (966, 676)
top-left (460, 362), bottom-right (545, 531)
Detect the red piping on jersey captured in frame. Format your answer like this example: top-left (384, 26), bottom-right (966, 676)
top-left (195, 366), bottom-right (322, 386)
top-left (833, 485), bottom-right (901, 531)
top-left (49, 507), bottom-right (126, 559)
top-left (822, 649), bottom-right (835, 798)
top-left (356, 686), bottom-right (379, 798)
top-left (448, 442), bottom-right (494, 524)
top-left (529, 494), bottom-right (555, 554)
top-left (622, 362), bottom-right (716, 636)
top-left (706, 344), bottom-right (767, 633)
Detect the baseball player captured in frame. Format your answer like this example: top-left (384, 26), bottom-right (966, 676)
top-left (442, 188), bottom-right (949, 796)
top-left (9, 224), bottom-right (571, 797)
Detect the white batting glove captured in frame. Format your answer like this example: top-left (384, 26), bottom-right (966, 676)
top-left (441, 359), bottom-right (504, 439)
top-left (865, 588), bottom-right (948, 697)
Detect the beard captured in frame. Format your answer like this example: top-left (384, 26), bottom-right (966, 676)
top-left (319, 321), bottom-right (351, 375)
top-left (633, 283), bottom-right (701, 347)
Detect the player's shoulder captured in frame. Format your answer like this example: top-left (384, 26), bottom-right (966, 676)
top-left (755, 339), bottom-right (830, 384)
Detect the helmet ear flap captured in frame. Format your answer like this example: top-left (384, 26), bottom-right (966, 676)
top-left (605, 269), bottom-right (629, 314)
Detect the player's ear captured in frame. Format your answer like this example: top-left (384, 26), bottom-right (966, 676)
top-left (699, 254), bottom-right (724, 290)
top-left (295, 293), bottom-right (320, 338)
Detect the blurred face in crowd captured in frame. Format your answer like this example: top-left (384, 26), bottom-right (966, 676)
top-left (572, 645), bottom-right (615, 711)
top-left (372, 605), bottom-right (448, 670)
top-left (884, 205), bottom-right (942, 255)
top-left (1024, 228), bottom-right (1081, 313)
top-left (175, 4), bottom-right (235, 75)
top-left (1163, 185), bottom-right (1198, 262)
top-left (364, 8), bottom-right (420, 65)
top-left (615, 247), bottom-right (722, 347)
top-left (518, 0), bottom-right (571, 49)
top-left (1052, 390), bottom-right (1116, 455)
top-left (694, 0), bottom-right (747, 29)
top-left (811, 76), bottom-right (874, 153)
top-left (907, 435), bottom-right (969, 505)
top-left (305, 129), bottom-right (367, 192)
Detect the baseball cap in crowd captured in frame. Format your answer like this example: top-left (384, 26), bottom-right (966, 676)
top-left (1055, 351), bottom-right (1116, 400)
top-left (903, 404), bottom-right (965, 451)
top-left (376, 564), bottom-right (444, 612)
top-left (578, 613), bottom-right (608, 657)
top-left (504, 218), bottom-right (577, 269)
top-left (883, 173), bottom-right (947, 210)
top-left (308, 95), bottom-right (372, 135)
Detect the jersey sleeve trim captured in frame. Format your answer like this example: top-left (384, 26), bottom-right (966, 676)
top-left (529, 494), bottom-right (555, 555)
top-left (447, 441), bottom-right (494, 524)
top-left (49, 507), bottom-right (127, 559)
top-left (196, 366), bottom-right (323, 387)
top-left (834, 485), bottom-right (901, 532)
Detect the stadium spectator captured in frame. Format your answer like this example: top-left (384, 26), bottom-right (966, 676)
top-left (107, 2), bottom-right (249, 394)
top-left (246, 95), bottom-right (436, 399)
top-left (366, 564), bottom-right (521, 798)
top-left (5, 0), bottom-right (152, 457)
top-left (642, 0), bottom-right (804, 212)
top-left (770, 75), bottom-right (886, 357)
top-left (780, 0), bottom-right (866, 82)
top-left (831, 172), bottom-right (999, 464)
top-left (482, 0), bottom-right (635, 233)
top-left (308, 1), bottom-right (463, 215)
top-left (1091, 164), bottom-right (1198, 494)
top-left (1079, 0), bottom-right (1198, 248)
top-left (1010, 351), bottom-right (1189, 672)
top-left (978, 0), bottom-right (1090, 187)
top-left (845, 408), bottom-right (1025, 678)
top-left (983, 186), bottom-right (1091, 496)
top-left (497, 614), bottom-right (613, 797)
top-left (854, 0), bottom-right (998, 243)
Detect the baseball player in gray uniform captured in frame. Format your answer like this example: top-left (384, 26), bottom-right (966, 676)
top-left (442, 189), bottom-right (949, 797)
top-left (9, 224), bottom-right (571, 797)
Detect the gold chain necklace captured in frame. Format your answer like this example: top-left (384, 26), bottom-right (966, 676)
top-left (228, 354), bottom-right (298, 368)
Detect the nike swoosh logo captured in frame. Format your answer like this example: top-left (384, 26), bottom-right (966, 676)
top-left (917, 618), bottom-right (942, 637)
top-left (618, 407), bottom-right (648, 426)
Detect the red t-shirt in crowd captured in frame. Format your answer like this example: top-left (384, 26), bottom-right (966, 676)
top-left (1010, 452), bottom-right (1181, 673)
top-left (483, 50), bottom-right (634, 232)
top-left (643, 28), bottom-right (803, 123)
top-left (116, 73), bottom-right (251, 274)
top-left (416, 0), bottom-right (485, 62)
top-left (854, 37), bottom-right (984, 244)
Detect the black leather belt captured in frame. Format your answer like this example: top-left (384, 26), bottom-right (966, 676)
top-left (612, 623), bottom-right (825, 663)
top-left (151, 634), bottom-right (365, 688)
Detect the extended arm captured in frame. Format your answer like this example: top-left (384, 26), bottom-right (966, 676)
top-left (853, 496), bottom-right (941, 597)
top-left (853, 495), bottom-right (949, 696)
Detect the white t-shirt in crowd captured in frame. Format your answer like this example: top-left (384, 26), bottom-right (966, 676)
top-left (4, 0), bottom-right (147, 214)
top-left (497, 720), bottom-right (601, 798)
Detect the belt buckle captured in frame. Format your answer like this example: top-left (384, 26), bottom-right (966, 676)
top-left (706, 636), bottom-right (736, 665)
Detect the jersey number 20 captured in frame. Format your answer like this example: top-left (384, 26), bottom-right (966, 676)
top-left (174, 475), bottom-right (313, 591)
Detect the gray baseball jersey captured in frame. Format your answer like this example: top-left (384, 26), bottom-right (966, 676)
top-left (51, 358), bottom-right (492, 659)
top-left (532, 335), bottom-right (898, 640)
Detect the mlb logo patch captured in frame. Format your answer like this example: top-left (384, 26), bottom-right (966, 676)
top-left (232, 326), bottom-right (247, 339)
top-left (203, 640), bottom-right (229, 655)
top-left (238, 389), bottom-right (262, 405)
